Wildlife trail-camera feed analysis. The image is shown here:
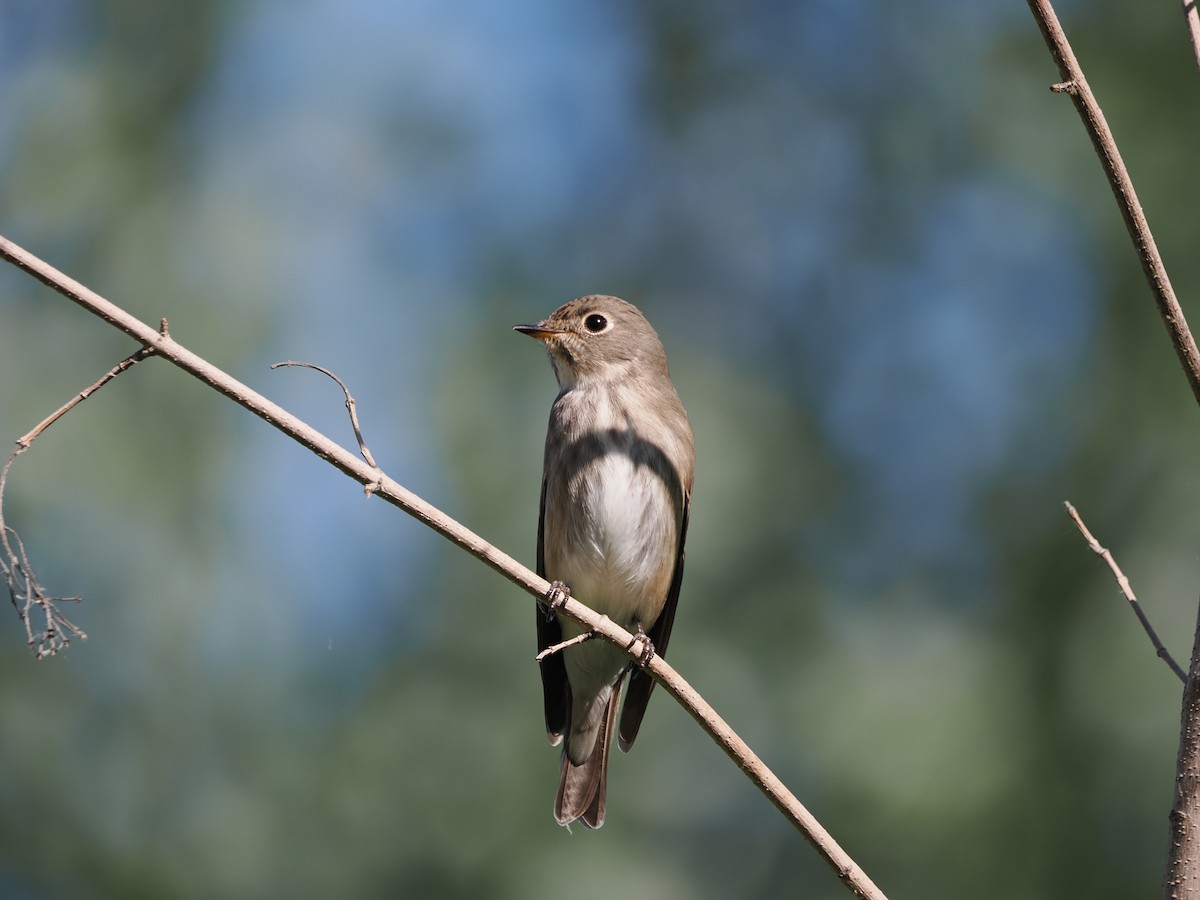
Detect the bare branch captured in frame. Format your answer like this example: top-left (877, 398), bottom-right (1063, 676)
top-left (0, 346), bottom-right (155, 656)
top-left (1026, 0), bottom-right (1200, 408)
top-left (0, 234), bottom-right (887, 899)
top-left (1168, 618), bottom-right (1200, 900)
top-left (1026, 5), bottom-right (1200, 895)
top-left (1183, 0), bottom-right (1200, 76)
top-left (1064, 501), bottom-right (1186, 682)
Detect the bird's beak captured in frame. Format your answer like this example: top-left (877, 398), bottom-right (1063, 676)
top-left (514, 323), bottom-right (569, 341)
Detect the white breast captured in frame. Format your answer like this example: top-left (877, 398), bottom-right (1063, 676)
top-left (554, 442), bottom-right (677, 630)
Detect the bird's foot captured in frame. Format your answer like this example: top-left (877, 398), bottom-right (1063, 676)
top-left (627, 623), bottom-right (656, 668)
top-left (544, 580), bottom-right (572, 614)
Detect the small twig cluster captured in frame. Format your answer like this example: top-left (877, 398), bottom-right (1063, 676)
top-left (0, 522), bottom-right (84, 658)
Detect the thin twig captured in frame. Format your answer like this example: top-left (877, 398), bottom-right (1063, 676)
top-left (0, 343), bottom-right (157, 656)
top-left (270, 360), bottom-right (382, 488)
top-left (0, 233), bottom-right (887, 900)
top-left (16, 347), bottom-right (156, 450)
top-left (1064, 501), bottom-right (1186, 682)
top-left (535, 631), bottom-right (594, 660)
top-left (1027, 0), bottom-right (1200, 409)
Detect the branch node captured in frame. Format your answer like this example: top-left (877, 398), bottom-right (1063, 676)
top-left (1049, 79), bottom-right (1077, 94)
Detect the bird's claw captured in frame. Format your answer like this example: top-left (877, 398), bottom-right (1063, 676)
top-left (545, 580), bottom-right (571, 611)
top-left (627, 623), bottom-right (656, 668)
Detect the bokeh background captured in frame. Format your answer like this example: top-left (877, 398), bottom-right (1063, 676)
top-left (2, 1), bottom-right (1200, 897)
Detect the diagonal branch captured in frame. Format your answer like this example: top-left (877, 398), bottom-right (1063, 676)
top-left (0, 234), bottom-right (887, 900)
top-left (1027, 0), bottom-right (1200, 408)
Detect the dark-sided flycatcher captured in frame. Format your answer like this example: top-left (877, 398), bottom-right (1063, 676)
top-left (515, 296), bottom-right (694, 828)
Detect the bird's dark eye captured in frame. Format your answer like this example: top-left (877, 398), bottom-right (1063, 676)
top-left (584, 314), bottom-right (608, 333)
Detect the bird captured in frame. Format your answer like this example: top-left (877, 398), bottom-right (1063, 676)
top-left (514, 295), bottom-right (694, 828)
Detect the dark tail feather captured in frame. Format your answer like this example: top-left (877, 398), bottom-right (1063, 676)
top-left (618, 667), bottom-right (656, 752)
top-left (554, 687), bottom-right (620, 828)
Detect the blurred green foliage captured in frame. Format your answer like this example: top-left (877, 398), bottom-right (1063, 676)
top-left (3, 1), bottom-right (1200, 898)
